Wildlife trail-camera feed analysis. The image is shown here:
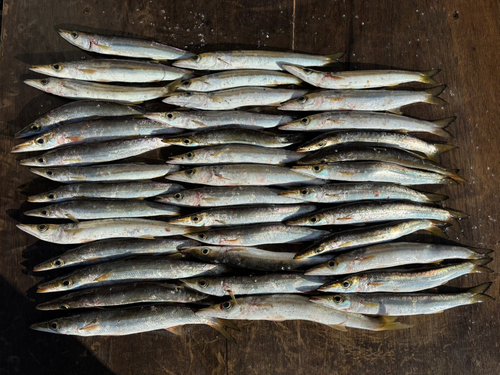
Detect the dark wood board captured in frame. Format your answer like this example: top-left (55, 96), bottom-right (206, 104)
top-left (0, 1), bottom-right (499, 374)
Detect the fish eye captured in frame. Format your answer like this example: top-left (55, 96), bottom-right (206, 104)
top-left (186, 152), bottom-right (194, 159)
top-left (47, 170), bottom-right (54, 176)
top-left (41, 210), bottom-right (50, 216)
top-left (198, 233), bottom-right (206, 240)
top-left (62, 279), bottom-right (72, 287)
top-left (313, 165), bottom-right (321, 172)
top-left (53, 259), bottom-right (64, 267)
top-left (71, 31), bottom-right (78, 39)
top-left (328, 260), bottom-right (336, 268)
top-left (300, 188), bottom-right (309, 195)
top-left (174, 192), bottom-right (183, 200)
top-left (193, 55), bottom-right (201, 62)
top-left (37, 157), bottom-right (47, 164)
top-left (47, 193), bottom-right (57, 200)
top-left (315, 248), bottom-right (322, 254)
top-left (309, 217), bottom-right (318, 223)
top-left (300, 117), bottom-right (310, 124)
top-left (221, 301), bottom-right (232, 310)
top-left (342, 280), bottom-right (351, 288)
top-left (38, 224), bottom-right (48, 232)
top-left (318, 141), bottom-right (325, 147)
top-left (201, 248), bottom-right (210, 255)
top-left (36, 137), bottom-right (46, 145)
top-left (59, 304), bottom-right (70, 310)
top-left (333, 295), bottom-right (344, 303)
top-left (184, 92), bottom-right (193, 97)
top-left (166, 112), bottom-right (175, 119)
top-left (198, 279), bottom-right (208, 288)
top-left (191, 215), bottom-right (200, 223)
top-left (183, 139), bottom-right (192, 145)
top-left (181, 80), bottom-right (190, 86)
top-left (41, 79), bottom-right (49, 85)
top-left (49, 322), bottom-right (59, 331)
top-left (303, 68), bottom-right (312, 75)
top-left (52, 64), bottom-right (62, 71)
top-left (30, 124), bottom-right (40, 131)
top-left (185, 169), bottom-right (195, 176)
top-left (298, 96), bottom-right (307, 104)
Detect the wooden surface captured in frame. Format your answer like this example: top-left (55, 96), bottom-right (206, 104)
top-left (1, 1), bottom-right (499, 374)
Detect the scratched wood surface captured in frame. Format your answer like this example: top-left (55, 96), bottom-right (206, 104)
top-left (0, 1), bottom-right (499, 374)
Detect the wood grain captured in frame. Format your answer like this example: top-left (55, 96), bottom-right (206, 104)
top-left (0, 1), bottom-right (499, 374)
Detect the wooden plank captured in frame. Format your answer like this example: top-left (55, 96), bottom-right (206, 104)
top-left (0, 1), bottom-right (499, 374)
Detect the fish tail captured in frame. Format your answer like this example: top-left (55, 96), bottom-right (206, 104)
top-left (424, 84), bottom-right (448, 106)
top-left (423, 192), bottom-right (449, 203)
top-left (467, 282), bottom-right (493, 296)
top-left (420, 69), bottom-right (441, 84)
top-left (428, 143), bottom-right (458, 163)
top-left (429, 116), bottom-right (457, 138)
top-left (377, 316), bottom-right (412, 331)
top-left (471, 265), bottom-right (494, 274)
top-left (324, 51), bottom-right (346, 63)
top-left (470, 258), bottom-right (493, 267)
top-left (444, 169), bottom-right (467, 183)
top-left (207, 318), bottom-right (237, 342)
top-left (425, 220), bottom-right (450, 239)
top-left (447, 208), bottom-right (470, 220)
top-left (467, 247), bottom-right (494, 259)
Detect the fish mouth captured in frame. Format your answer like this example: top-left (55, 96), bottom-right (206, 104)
top-left (23, 208), bottom-right (42, 217)
top-left (58, 29), bottom-right (75, 43)
top-left (281, 64), bottom-right (303, 76)
top-left (29, 65), bottom-right (50, 75)
top-left (29, 321), bottom-right (52, 332)
top-left (28, 168), bottom-right (48, 178)
top-left (33, 261), bottom-right (52, 272)
top-left (303, 266), bottom-right (323, 275)
top-left (167, 216), bottom-right (190, 226)
top-left (316, 284), bottom-right (334, 292)
top-left (15, 126), bottom-right (35, 138)
top-left (36, 283), bottom-right (60, 293)
top-left (19, 158), bottom-right (36, 166)
top-left (11, 140), bottom-right (38, 153)
top-left (293, 249), bottom-right (314, 260)
top-left (172, 59), bottom-right (192, 69)
top-left (194, 305), bottom-right (218, 317)
top-left (24, 79), bottom-right (46, 91)
top-left (35, 302), bottom-right (58, 311)
top-left (16, 223), bottom-right (38, 236)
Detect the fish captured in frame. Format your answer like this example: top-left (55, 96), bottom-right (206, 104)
top-left (278, 85), bottom-right (447, 113)
top-left (291, 162), bottom-right (456, 185)
top-left (296, 146), bottom-right (465, 181)
top-left (294, 219), bottom-right (449, 259)
top-left (163, 127), bottom-right (303, 148)
top-left (31, 304), bottom-right (234, 340)
top-left (24, 78), bottom-right (172, 104)
top-left (17, 218), bottom-right (198, 244)
top-left (24, 199), bottom-right (182, 221)
top-left (12, 118), bottom-right (183, 153)
top-left (58, 29), bottom-right (194, 60)
top-left (166, 144), bottom-right (304, 165)
top-left (279, 182), bottom-right (448, 204)
top-left (144, 110), bottom-right (294, 130)
top-left (318, 260), bottom-right (493, 293)
top-left (33, 238), bottom-right (199, 271)
top-left (181, 273), bottom-right (332, 296)
top-left (36, 282), bottom-right (210, 310)
top-left (306, 242), bottom-right (493, 276)
top-left (30, 59), bottom-right (192, 82)
top-left (15, 100), bottom-right (144, 139)
top-left (27, 181), bottom-right (183, 203)
top-left (165, 164), bottom-right (324, 186)
top-left (172, 50), bottom-right (345, 71)
top-left (156, 186), bottom-right (300, 207)
top-left (196, 294), bottom-right (409, 331)
top-left (286, 201), bottom-right (468, 227)
top-left (279, 111), bottom-right (455, 137)
top-left (171, 70), bottom-right (302, 92)
top-left (169, 204), bottom-right (316, 226)
top-left (310, 283), bottom-right (494, 316)
top-left (163, 87), bottom-right (309, 110)
top-left (20, 137), bottom-right (171, 167)
top-left (36, 257), bottom-right (231, 293)
top-left (296, 131), bottom-right (457, 163)
top-left (282, 65), bottom-right (440, 89)
top-left (179, 245), bottom-right (332, 272)
top-left (29, 163), bottom-right (179, 183)
top-left (183, 223), bottom-right (330, 246)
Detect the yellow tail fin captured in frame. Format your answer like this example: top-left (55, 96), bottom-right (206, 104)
top-left (420, 69), bottom-right (441, 85)
top-left (425, 85), bottom-right (448, 106)
top-left (377, 316), bottom-right (412, 331)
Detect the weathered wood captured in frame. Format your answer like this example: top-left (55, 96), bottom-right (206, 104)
top-left (0, 1), bottom-right (498, 374)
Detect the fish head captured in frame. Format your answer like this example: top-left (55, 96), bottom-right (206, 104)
top-left (278, 115), bottom-right (313, 131)
top-left (291, 165), bottom-right (327, 179)
top-left (278, 187), bottom-right (317, 202)
top-left (172, 53), bottom-right (217, 70)
top-left (36, 288), bottom-right (97, 310)
top-left (15, 121), bottom-right (45, 138)
top-left (163, 92), bottom-right (207, 108)
top-left (169, 212), bottom-right (209, 226)
top-left (20, 152), bottom-right (56, 167)
top-left (278, 93), bottom-right (318, 111)
top-left (16, 223), bottom-right (62, 242)
top-left (310, 294), bottom-right (351, 312)
top-left (28, 167), bottom-right (63, 182)
top-left (178, 245), bottom-right (223, 261)
top-left (163, 134), bottom-right (199, 147)
top-left (174, 77), bottom-right (199, 92)
top-left (144, 111), bottom-right (185, 127)
top-left (30, 62), bottom-right (69, 78)
top-left (30, 315), bottom-right (84, 335)
top-left (33, 255), bottom-right (68, 272)
top-left (166, 149), bottom-right (201, 164)
top-left (36, 269), bottom-right (85, 293)
top-left (165, 167), bottom-right (211, 185)
top-left (155, 190), bottom-right (194, 206)
top-left (286, 212), bottom-right (327, 226)
top-left (180, 277), bottom-right (224, 296)
top-left (318, 275), bottom-right (360, 293)
top-left (281, 64), bottom-right (318, 81)
top-left (297, 137), bottom-right (330, 152)
top-left (11, 132), bottom-right (58, 153)
top-left (58, 29), bottom-right (93, 50)
top-left (306, 258), bottom-right (347, 276)
top-left (24, 77), bottom-right (62, 95)
top-left (182, 230), bottom-right (214, 244)
top-left (27, 189), bottom-right (60, 203)
top-left (196, 299), bottom-right (241, 319)
top-left (294, 241), bottom-right (328, 259)
top-left (24, 205), bottom-right (59, 219)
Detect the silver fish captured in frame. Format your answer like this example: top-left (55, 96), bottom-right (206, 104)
top-left (318, 260), bottom-right (493, 293)
top-left (16, 101), bottom-right (144, 139)
top-left (181, 273), bottom-right (332, 296)
top-left (166, 164), bottom-right (324, 186)
top-left (20, 137), bottom-right (170, 167)
top-left (172, 51), bottom-right (345, 70)
top-left (156, 186), bottom-right (300, 207)
top-left (292, 162), bottom-right (456, 185)
top-left (59, 29), bottom-right (194, 60)
top-left (24, 199), bottom-right (181, 221)
top-left (144, 110), bottom-right (294, 130)
top-left (278, 85), bottom-right (447, 113)
top-left (25, 78), bottom-right (171, 104)
top-left (36, 257), bottom-right (231, 293)
top-left (286, 201), bottom-right (468, 226)
top-left (169, 204), bottom-right (316, 226)
top-left (279, 111), bottom-right (454, 137)
top-left (31, 304), bottom-right (233, 339)
top-left (196, 294), bottom-right (409, 331)
top-left (36, 282), bottom-right (210, 310)
top-left (279, 182), bottom-right (448, 204)
top-left (179, 245), bottom-right (332, 271)
top-left (30, 59), bottom-right (192, 82)
top-left (282, 65), bottom-right (440, 89)
top-left (166, 144), bottom-right (304, 165)
top-left (28, 181), bottom-right (183, 203)
top-left (163, 87), bottom-right (309, 110)
top-left (306, 242), bottom-right (493, 276)
top-left (33, 238), bottom-right (199, 271)
top-left (294, 219), bottom-right (449, 259)
top-left (17, 218), bottom-right (197, 244)
top-left (310, 283), bottom-right (494, 316)
top-left (29, 163), bottom-right (179, 183)
top-left (183, 223), bottom-right (330, 246)
top-left (172, 70), bottom-right (302, 92)
top-left (12, 118), bottom-right (183, 153)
